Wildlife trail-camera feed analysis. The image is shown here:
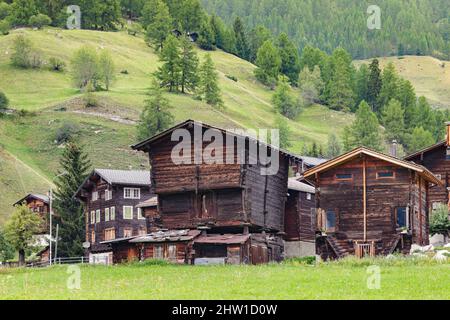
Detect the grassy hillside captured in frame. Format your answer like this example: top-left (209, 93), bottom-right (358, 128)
top-left (0, 27), bottom-right (354, 222)
top-left (355, 56), bottom-right (450, 108)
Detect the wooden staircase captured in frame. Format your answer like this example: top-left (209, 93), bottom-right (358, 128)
top-left (326, 236), bottom-right (354, 258)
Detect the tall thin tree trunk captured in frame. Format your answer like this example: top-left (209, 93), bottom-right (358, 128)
top-left (18, 249), bottom-right (25, 266)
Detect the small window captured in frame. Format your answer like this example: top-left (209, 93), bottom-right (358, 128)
top-left (306, 193), bottom-right (312, 200)
top-left (137, 208), bottom-right (145, 220)
top-left (105, 190), bottom-right (112, 201)
top-left (104, 228), bottom-right (115, 241)
top-left (90, 211), bottom-right (95, 224)
top-left (377, 171), bottom-right (394, 178)
top-left (91, 230), bottom-right (96, 243)
top-left (96, 209), bottom-right (101, 223)
top-left (153, 245), bottom-right (164, 259)
top-left (124, 188), bottom-right (140, 199)
top-left (123, 206), bottom-right (133, 219)
top-left (396, 207), bottom-right (407, 229)
top-left (92, 191), bottom-right (98, 202)
top-left (168, 244), bottom-right (177, 260)
top-left (110, 207), bottom-right (115, 220)
top-left (336, 173), bottom-right (352, 180)
top-left (123, 228), bottom-right (133, 238)
top-left (105, 208), bottom-right (110, 222)
top-left (326, 210), bottom-right (336, 229)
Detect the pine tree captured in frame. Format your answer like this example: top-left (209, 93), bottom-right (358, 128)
top-left (367, 59), bottom-right (382, 111)
top-left (145, 0), bottom-right (173, 51)
top-left (344, 100), bottom-right (383, 151)
top-left (137, 79), bottom-right (174, 140)
top-left (155, 35), bottom-right (181, 92)
top-left (271, 78), bottom-right (299, 119)
top-left (179, 35), bottom-right (199, 93)
top-left (197, 17), bottom-right (215, 51)
top-left (355, 64), bottom-right (369, 108)
top-left (248, 25), bottom-right (272, 63)
top-left (274, 115), bottom-right (291, 149)
top-left (378, 63), bottom-right (399, 112)
top-left (407, 127), bottom-right (435, 153)
top-left (141, 0), bottom-right (160, 29)
top-left (254, 40), bottom-right (281, 87)
top-left (4, 204), bottom-right (41, 265)
top-left (54, 141), bottom-right (91, 258)
top-left (326, 133), bottom-right (342, 158)
top-left (276, 33), bottom-right (300, 85)
top-left (382, 99), bottom-right (405, 143)
top-left (198, 53), bottom-right (223, 108)
top-left (233, 17), bottom-right (249, 60)
top-left (327, 48), bottom-right (355, 112)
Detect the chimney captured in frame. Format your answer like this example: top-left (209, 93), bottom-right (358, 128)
top-left (390, 140), bottom-right (398, 158)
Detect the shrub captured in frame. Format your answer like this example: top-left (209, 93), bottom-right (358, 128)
top-left (55, 122), bottom-right (80, 144)
top-left (83, 81), bottom-right (98, 108)
top-left (71, 46), bottom-right (100, 89)
top-left (29, 13), bottom-right (51, 29)
top-left (0, 2), bottom-right (11, 21)
top-left (0, 91), bottom-right (9, 111)
top-left (48, 57), bottom-right (65, 71)
top-left (10, 35), bottom-right (41, 69)
top-left (0, 19), bottom-right (10, 35)
top-left (225, 74), bottom-right (238, 82)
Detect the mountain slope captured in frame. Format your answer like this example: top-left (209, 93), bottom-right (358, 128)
top-left (0, 28), bottom-right (354, 222)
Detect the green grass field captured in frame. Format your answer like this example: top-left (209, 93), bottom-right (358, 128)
top-left (0, 258), bottom-right (449, 299)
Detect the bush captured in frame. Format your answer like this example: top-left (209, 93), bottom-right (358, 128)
top-left (0, 91), bottom-right (9, 111)
top-left (0, 19), bottom-right (10, 35)
top-left (48, 57), bottom-right (65, 72)
top-left (71, 46), bottom-right (100, 89)
top-left (225, 74), bottom-right (238, 82)
top-left (0, 2), bottom-right (11, 21)
top-left (10, 35), bottom-right (42, 69)
top-left (29, 14), bottom-right (51, 29)
top-left (83, 81), bottom-right (98, 108)
top-left (55, 122), bottom-right (80, 144)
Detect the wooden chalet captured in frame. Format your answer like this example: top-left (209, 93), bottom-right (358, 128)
top-left (284, 178), bottom-right (316, 257)
top-left (404, 122), bottom-right (450, 213)
top-left (303, 147), bottom-right (442, 260)
top-left (131, 120), bottom-right (303, 263)
top-left (13, 193), bottom-right (50, 234)
top-left (74, 169), bottom-right (154, 263)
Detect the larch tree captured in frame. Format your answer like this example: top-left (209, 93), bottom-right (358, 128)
top-left (276, 32), bottom-right (300, 85)
top-left (271, 78), bottom-right (299, 119)
top-left (326, 133), bottom-right (342, 158)
top-left (233, 17), bottom-right (249, 60)
top-left (378, 63), bottom-right (399, 113)
top-left (382, 99), bottom-right (405, 143)
top-left (54, 141), bottom-right (91, 258)
top-left (298, 65), bottom-right (324, 106)
top-left (343, 100), bottom-right (383, 151)
top-left (254, 40), bottom-right (281, 87)
top-left (179, 35), bottom-right (199, 94)
top-left (145, 0), bottom-right (173, 51)
top-left (407, 127), bottom-right (435, 153)
top-left (367, 59), bottom-right (382, 111)
top-left (155, 35), bottom-right (181, 92)
top-left (274, 115), bottom-right (292, 149)
top-left (198, 53), bottom-right (223, 108)
top-left (137, 79), bottom-right (174, 140)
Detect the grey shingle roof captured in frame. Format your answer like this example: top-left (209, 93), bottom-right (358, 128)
top-left (14, 193), bottom-right (49, 206)
top-left (299, 156), bottom-right (328, 167)
top-left (94, 169), bottom-right (150, 186)
top-left (288, 178), bottom-right (315, 193)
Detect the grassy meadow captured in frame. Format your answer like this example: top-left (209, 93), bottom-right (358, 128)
top-left (0, 257), bottom-right (449, 300)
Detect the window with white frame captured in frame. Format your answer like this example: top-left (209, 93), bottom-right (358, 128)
top-left (306, 193), bottom-right (312, 200)
top-left (105, 208), bottom-right (110, 221)
top-left (123, 206), bottom-right (133, 219)
top-left (124, 188), bottom-right (140, 199)
top-left (137, 208), bottom-right (145, 220)
top-left (92, 191), bottom-right (99, 202)
top-left (110, 206), bottom-right (115, 220)
top-left (96, 209), bottom-right (101, 223)
top-left (105, 189), bottom-right (113, 201)
top-left (90, 211), bottom-right (95, 224)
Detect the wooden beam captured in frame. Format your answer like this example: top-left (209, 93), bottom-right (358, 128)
top-left (419, 175), bottom-right (423, 245)
top-left (363, 156), bottom-right (367, 242)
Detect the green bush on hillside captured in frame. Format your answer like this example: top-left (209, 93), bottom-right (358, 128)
top-left (48, 57), bottom-right (65, 72)
top-left (0, 19), bottom-right (10, 35)
top-left (0, 91), bottom-right (9, 111)
top-left (29, 14), bottom-right (51, 29)
top-left (10, 35), bottom-right (42, 69)
top-left (55, 121), bottom-right (80, 144)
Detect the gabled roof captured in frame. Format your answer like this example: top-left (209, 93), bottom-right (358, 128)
top-left (288, 178), bottom-right (315, 193)
top-left (13, 193), bottom-right (49, 206)
top-left (303, 147), bottom-right (442, 185)
top-left (298, 155), bottom-right (328, 167)
top-left (131, 119), bottom-right (302, 162)
top-left (194, 233), bottom-right (251, 245)
top-left (404, 141), bottom-right (446, 160)
top-left (74, 169), bottom-right (150, 199)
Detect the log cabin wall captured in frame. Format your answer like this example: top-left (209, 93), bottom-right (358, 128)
top-left (83, 181), bottom-right (152, 250)
top-left (406, 145), bottom-right (449, 210)
top-left (317, 156), bottom-right (415, 247)
top-left (284, 190), bottom-right (315, 242)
